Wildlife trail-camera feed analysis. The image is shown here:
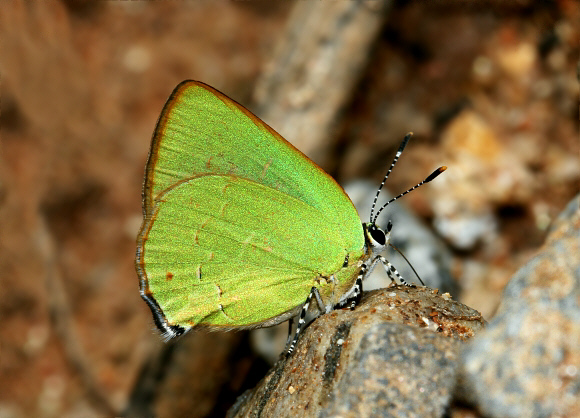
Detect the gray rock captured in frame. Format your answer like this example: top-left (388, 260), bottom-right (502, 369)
top-left (228, 286), bottom-right (485, 417)
top-left (460, 193), bottom-right (580, 417)
top-left (320, 323), bottom-right (461, 418)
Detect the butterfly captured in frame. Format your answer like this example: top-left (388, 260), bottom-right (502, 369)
top-left (135, 81), bottom-right (446, 354)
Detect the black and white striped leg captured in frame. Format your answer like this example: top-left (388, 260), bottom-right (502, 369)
top-left (286, 286), bottom-right (322, 357)
top-left (378, 255), bottom-right (413, 287)
top-left (349, 263), bottom-right (368, 309)
top-left (335, 258), bottom-right (380, 310)
top-left (339, 264), bottom-right (366, 310)
top-left (286, 317), bottom-right (294, 346)
top-left (348, 276), bottom-right (363, 310)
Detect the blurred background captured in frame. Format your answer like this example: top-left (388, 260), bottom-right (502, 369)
top-left (0, 1), bottom-right (577, 417)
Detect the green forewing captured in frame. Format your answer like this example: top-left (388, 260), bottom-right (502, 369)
top-left (138, 81), bottom-right (365, 329)
top-left (143, 175), bottom-right (364, 326)
top-left (143, 81), bottom-right (361, 248)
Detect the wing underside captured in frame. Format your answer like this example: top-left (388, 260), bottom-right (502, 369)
top-left (139, 174), bottom-right (361, 328)
top-left (142, 81), bottom-right (363, 252)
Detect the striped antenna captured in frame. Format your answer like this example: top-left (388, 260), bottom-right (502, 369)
top-left (372, 166), bottom-right (447, 224)
top-left (369, 133), bottom-right (413, 223)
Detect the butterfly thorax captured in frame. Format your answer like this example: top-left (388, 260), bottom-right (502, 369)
top-left (316, 222), bottom-right (391, 309)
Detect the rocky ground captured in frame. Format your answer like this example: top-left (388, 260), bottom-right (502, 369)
top-left (0, 1), bottom-right (578, 417)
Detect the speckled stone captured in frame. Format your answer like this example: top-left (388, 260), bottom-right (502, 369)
top-left (228, 286), bottom-right (485, 417)
top-left (320, 323), bottom-right (460, 417)
top-left (460, 193), bottom-right (580, 417)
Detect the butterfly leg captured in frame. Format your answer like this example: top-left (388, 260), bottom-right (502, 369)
top-left (347, 276), bottom-right (363, 310)
top-left (337, 252), bottom-right (389, 309)
top-left (334, 272), bottom-right (364, 311)
top-left (286, 286), bottom-right (325, 356)
top-left (336, 253), bottom-right (386, 310)
top-left (377, 255), bottom-right (413, 286)
top-left (335, 253), bottom-right (413, 313)
top-left (285, 317), bottom-right (294, 346)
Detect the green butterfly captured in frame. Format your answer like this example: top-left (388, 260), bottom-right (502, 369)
top-left (136, 81), bottom-right (445, 354)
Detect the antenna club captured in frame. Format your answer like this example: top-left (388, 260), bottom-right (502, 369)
top-left (425, 166), bottom-right (447, 183)
top-left (398, 133), bottom-right (413, 153)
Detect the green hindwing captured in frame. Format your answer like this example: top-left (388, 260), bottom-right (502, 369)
top-left (140, 175), bottom-right (365, 329)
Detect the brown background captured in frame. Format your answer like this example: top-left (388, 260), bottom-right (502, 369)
top-left (0, 1), bottom-right (578, 417)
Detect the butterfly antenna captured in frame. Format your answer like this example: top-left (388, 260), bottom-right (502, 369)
top-left (373, 166), bottom-right (447, 224)
top-left (369, 133), bottom-right (413, 223)
top-left (390, 243), bottom-right (425, 286)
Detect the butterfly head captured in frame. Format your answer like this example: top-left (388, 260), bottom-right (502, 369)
top-left (363, 221), bottom-right (392, 257)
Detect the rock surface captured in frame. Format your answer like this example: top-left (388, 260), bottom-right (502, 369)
top-left (228, 286), bottom-right (485, 417)
top-left (460, 193), bottom-right (580, 417)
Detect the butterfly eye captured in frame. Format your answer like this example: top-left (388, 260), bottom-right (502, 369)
top-left (342, 254), bottom-right (349, 267)
top-left (369, 225), bottom-right (386, 246)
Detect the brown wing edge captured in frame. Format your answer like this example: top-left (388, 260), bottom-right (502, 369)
top-left (142, 80), bottom-right (193, 215)
top-left (141, 80), bottom-right (356, 217)
top-left (135, 205), bottom-right (186, 340)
